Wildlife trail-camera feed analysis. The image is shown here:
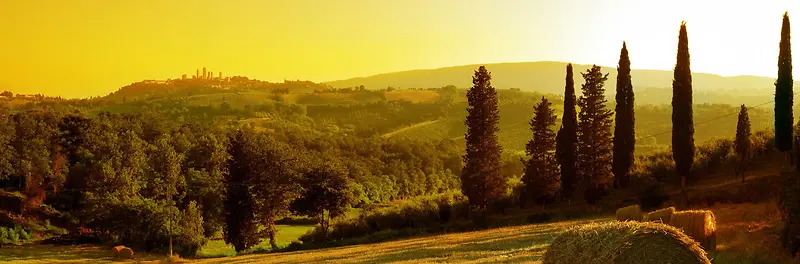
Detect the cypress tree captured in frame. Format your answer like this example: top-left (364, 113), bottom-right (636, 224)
top-left (556, 64), bottom-right (578, 202)
top-left (734, 104), bottom-right (751, 183)
top-left (462, 66), bottom-right (504, 211)
top-left (223, 130), bottom-right (259, 252)
top-left (577, 65), bottom-right (614, 204)
top-left (612, 41), bottom-right (636, 189)
top-left (776, 12), bottom-right (794, 156)
top-left (521, 97), bottom-right (560, 207)
top-left (672, 21), bottom-right (695, 206)
top-left (778, 11), bottom-right (800, 257)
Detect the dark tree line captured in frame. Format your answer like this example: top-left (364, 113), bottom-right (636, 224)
top-left (0, 106), bottom-right (465, 254)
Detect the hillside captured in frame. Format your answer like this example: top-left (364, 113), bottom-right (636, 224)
top-left (1, 79), bottom-right (775, 155)
top-left (325, 61), bottom-right (786, 105)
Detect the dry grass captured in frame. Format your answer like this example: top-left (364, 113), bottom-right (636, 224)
top-left (0, 244), bottom-right (165, 263)
top-left (711, 202), bottom-right (800, 264)
top-left (192, 218), bottom-right (607, 264)
top-left (4, 202), bottom-right (800, 263)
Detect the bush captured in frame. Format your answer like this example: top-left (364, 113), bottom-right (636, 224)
top-left (526, 212), bottom-right (552, 224)
top-left (0, 227), bottom-right (8, 244)
top-left (639, 182), bottom-right (670, 211)
top-left (83, 197), bottom-right (208, 255)
top-left (0, 225), bottom-right (30, 244)
top-left (299, 192), bottom-right (467, 245)
top-left (175, 201), bottom-right (206, 257)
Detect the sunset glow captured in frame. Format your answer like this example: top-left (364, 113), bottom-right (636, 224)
top-left (1, 0), bottom-right (799, 98)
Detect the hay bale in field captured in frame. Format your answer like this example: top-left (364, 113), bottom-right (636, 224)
top-left (615, 205), bottom-right (643, 222)
top-left (644, 206), bottom-right (676, 223)
top-left (670, 210), bottom-right (716, 254)
top-left (543, 221), bottom-right (710, 264)
top-left (112, 245), bottom-right (125, 256)
top-left (115, 246), bottom-right (134, 259)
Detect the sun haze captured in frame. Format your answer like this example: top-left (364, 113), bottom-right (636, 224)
top-left (0, 0), bottom-right (798, 98)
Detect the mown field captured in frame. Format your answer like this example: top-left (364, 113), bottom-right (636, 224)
top-left (2, 202), bottom-right (797, 264)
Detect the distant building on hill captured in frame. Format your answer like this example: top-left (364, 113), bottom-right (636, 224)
top-left (202, 67), bottom-right (207, 79)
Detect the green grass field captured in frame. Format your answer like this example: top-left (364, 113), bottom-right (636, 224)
top-left (196, 225), bottom-right (315, 258)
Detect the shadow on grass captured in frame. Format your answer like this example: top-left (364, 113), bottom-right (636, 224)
top-left (0, 244), bottom-right (164, 263)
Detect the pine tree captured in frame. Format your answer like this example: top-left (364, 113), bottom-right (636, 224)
top-left (462, 66), bottom-right (505, 211)
top-left (612, 41), bottom-right (636, 189)
top-left (577, 65), bottom-right (614, 204)
top-left (520, 97), bottom-right (560, 207)
top-left (776, 12), bottom-right (794, 157)
top-left (556, 64), bottom-right (579, 202)
top-left (734, 104), bottom-right (751, 183)
top-left (672, 22), bottom-right (695, 206)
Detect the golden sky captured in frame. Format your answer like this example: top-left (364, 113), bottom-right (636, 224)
top-left (1, 0), bottom-right (799, 98)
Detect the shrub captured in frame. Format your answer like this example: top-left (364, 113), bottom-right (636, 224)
top-left (7, 227), bottom-right (19, 243)
top-left (639, 182), bottom-right (670, 211)
top-left (299, 192), bottom-right (467, 245)
top-left (527, 212), bottom-right (552, 224)
top-left (175, 201), bottom-right (206, 257)
top-left (0, 227), bottom-right (9, 244)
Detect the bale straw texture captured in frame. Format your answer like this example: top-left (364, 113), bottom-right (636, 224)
top-left (118, 247), bottom-right (134, 259)
top-left (644, 207), bottom-right (676, 223)
top-left (670, 210), bottom-right (716, 254)
top-left (616, 205), bottom-right (643, 222)
top-left (542, 221), bottom-right (710, 264)
top-left (112, 245), bottom-right (124, 255)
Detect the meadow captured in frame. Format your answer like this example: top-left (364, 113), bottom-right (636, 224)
top-left (1, 202), bottom-right (795, 264)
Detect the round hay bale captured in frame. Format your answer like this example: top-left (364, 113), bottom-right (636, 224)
top-left (644, 206), bottom-right (676, 223)
top-left (615, 205), bottom-right (643, 222)
top-left (118, 247), bottom-right (134, 259)
top-left (112, 245), bottom-right (125, 256)
top-left (670, 210), bottom-right (716, 254)
top-left (543, 221), bottom-right (710, 264)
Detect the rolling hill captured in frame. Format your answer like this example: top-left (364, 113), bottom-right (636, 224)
top-left (325, 61), bottom-right (786, 105)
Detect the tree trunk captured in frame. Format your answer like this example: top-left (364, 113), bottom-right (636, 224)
top-left (680, 175), bottom-right (687, 209)
top-left (269, 223), bottom-right (278, 250)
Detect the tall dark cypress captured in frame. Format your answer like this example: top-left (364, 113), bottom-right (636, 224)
top-left (612, 41), bottom-right (636, 189)
top-left (672, 22), bottom-right (695, 205)
top-left (777, 11), bottom-right (800, 257)
top-left (776, 12), bottom-right (794, 154)
top-left (556, 64), bottom-right (578, 202)
top-left (462, 66), bottom-right (504, 211)
top-left (223, 130), bottom-right (259, 252)
top-left (734, 104), bottom-right (751, 183)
